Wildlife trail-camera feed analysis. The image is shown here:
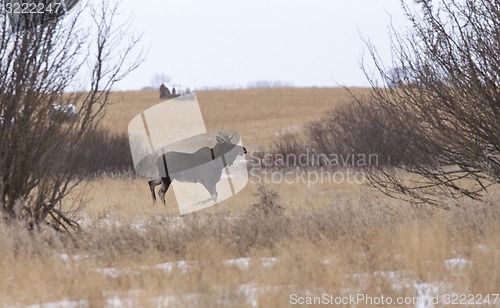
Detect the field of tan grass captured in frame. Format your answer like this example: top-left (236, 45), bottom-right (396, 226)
top-left (1, 88), bottom-right (499, 307)
top-left (102, 87), bottom-right (370, 147)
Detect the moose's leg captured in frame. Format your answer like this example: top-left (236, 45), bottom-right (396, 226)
top-left (208, 184), bottom-right (218, 203)
top-left (196, 182), bottom-right (218, 205)
top-left (158, 177), bottom-right (171, 205)
top-left (148, 178), bottom-right (162, 202)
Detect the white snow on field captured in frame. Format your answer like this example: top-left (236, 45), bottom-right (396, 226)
top-left (153, 256), bottom-right (276, 273)
top-left (237, 284), bottom-right (261, 308)
top-left (28, 299), bottom-right (89, 308)
top-left (223, 257), bottom-right (250, 270)
top-left (476, 244), bottom-right (490, 252)
top-left (96, 218), bottom-right (122, 229)
top-left (155, 260), bottom-right (192, 273)
top-left (151, 293), bottom-right (202, 307)
top-left (414, 283), bottom-right (440, 308)
top-left (58, 253), bottom-right (88, 267)
top-left (94, 256), bottom-right (278, 280)
top-left (162, 216), bottom-right (187, 230)
top-left (58, 253), bottom-right (81, 262)
top-left (346, 268), bottom-right (460, 307)
top-left (33, 254), bottom-right (478, 308)
top-left (444, 258), bottom-right (471, 270)
top-left (76, 217), bottom-right (93, 228)
top-left (261, 257), bottom-right (278, 268)
top-left (104, 295), bottom-right (135, 308)
top-left (96, 267), bottom-right (129, 278)
top-left (130, 218), bottom-right (150, 232)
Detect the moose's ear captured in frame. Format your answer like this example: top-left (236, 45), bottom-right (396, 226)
top-left (216, 136), bottom-right (224, 143)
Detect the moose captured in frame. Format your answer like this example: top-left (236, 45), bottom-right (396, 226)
top-left (148, 132), bottom-right (247, 205)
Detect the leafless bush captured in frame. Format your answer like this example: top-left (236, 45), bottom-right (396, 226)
top-left (358, 0), bottom-right (500, 206)
top-left (246, 185), bottom-right (285, 218)
top-left (257, 97), bottom-right (428, 171)
top-left (75, 128), bottom-right (133, 177)
top-left (0, 0), bottom-right (143, 231)
top-left (306, 97), bottom-right (441, 168)
top-left (249, 133), bottom-right (310, 171)
top-left (233, 185), bottom-right (289, 253)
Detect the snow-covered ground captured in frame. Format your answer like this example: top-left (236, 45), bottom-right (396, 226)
top-left (38, 254), bottom-right (479, 308)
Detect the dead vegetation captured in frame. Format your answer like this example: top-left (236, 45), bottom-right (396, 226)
top-left (0, 182), bottom-right (498, 306)
top-left (0, 84), bottom-right (498, 305)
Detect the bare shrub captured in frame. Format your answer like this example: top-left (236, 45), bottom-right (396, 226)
top-left (0, 1), bottom-right (143, 230)
top-left (249, 132), bottom-right (312, 171)
top-left (233, 185), bottom-right (289, 253)
top-left (305, 98), bottom-right (436, 168)
top-left (246, 185), bottom-right (285, 218)
top-left (40, 127), bottom-right (134, 178)
top-left (75, 128), bottom-right (133, 177)
top-left (255, 95), bottom-right (431, 171)
top-left (257, 96), bottom-right (433, 172)
top-left (359, 0), bottom-right (500, 206)
top-left (270, 133), bottom-right (310, 167)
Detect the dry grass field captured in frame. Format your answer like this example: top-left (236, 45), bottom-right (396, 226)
top-left (1, 88), bottom-right (499, 307)
top-left (102, 87), bottom-right (370, 147)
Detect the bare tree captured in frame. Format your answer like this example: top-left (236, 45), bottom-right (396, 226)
top-left (0, 0), bottom-right (143, 231)
top-left (150, 73), bottom-right (171, 88)
top-left (360, 0), bottom-right (499, 207)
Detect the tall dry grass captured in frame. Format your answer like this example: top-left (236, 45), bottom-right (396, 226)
top-left (0, 180), bottom-right (498, 307)
top-left (102, 87), bottom-right (370, 147)
top-left (1, 88), bottom-right (498, 306)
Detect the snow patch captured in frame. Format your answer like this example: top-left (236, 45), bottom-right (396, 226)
top-left (444, 258), bottom-right (471, 270)
top-left (261, 257), bottom-right (277, 268)
top-left (96, 267), bottom-right (123, 278)
top-left (27, 299), bottom-right (88, 308)
top-left (414, 283), bottom-right (440, 308)
top-left (223, 257), bottom-right (250, 270)
top-left (155, 260), bottom-right (192, 273)
top-left (130, 218), bottom-right (149, 232)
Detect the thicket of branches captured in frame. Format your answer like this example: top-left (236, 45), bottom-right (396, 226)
top-left (356, 0), bottom-right (499, 206)
top-left (0, 0), bottom-right (142, 231)
top-left (305, 98), bottom-right (429, 168)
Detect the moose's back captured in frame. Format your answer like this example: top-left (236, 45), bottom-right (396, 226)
top-left (157, 146), bottom-right (214, 176)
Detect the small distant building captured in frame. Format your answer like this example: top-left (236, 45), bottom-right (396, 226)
top-left (159, 84), bottom-right (192, 100)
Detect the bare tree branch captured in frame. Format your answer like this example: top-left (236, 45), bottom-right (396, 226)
top-left (0, 0), bottom-right (144, 231)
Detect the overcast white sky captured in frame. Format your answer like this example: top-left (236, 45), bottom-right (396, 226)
top-left (113, 0), bottom-right (410, 90)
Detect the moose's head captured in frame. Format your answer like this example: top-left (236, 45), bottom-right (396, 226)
top-left (214, 132), bottom-right (247, 166)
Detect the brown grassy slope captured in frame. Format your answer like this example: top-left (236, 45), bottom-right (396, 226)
top-left (1, 186), bottom-right (498, 307)
top-left (70, 173), bottom-right (370, 222)
top-left (102, 87), bottom-right (370, 147)
top-left (1, 88), bottom-right (499, 306)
